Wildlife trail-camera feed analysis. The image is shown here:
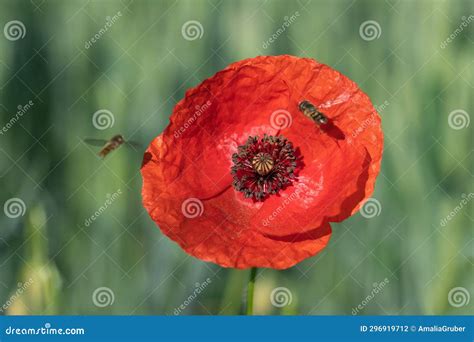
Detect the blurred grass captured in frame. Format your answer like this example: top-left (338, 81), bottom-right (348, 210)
top-left (0, 0), bottom-right (472, 315)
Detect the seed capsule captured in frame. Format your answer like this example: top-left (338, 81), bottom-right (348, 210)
top-left (252, 153), bottom-right (274, 175)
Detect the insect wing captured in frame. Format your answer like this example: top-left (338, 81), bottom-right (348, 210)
top-left (318, 93), bottom-right (351, 109)
top-left (84, 138), bottom-right (108, 147)
top-left (124, 140), bottom-right (143, 150)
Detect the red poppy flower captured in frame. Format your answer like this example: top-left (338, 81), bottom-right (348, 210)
top-left (141, 55), bottom-right (383, 269)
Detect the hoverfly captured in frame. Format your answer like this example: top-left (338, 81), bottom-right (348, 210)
top-left (298, 100), bottom-right (328, 125)
top-left (84, 134), bottom-right (142, 158)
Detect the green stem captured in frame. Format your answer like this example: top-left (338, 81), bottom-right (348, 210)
top-left (246, 267), bottom-right (257, 315)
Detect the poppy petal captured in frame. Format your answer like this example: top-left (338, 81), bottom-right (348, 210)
top-left (141, 55), bottom-right (383, 269)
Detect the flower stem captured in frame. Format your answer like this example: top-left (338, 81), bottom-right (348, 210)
top-left (246, 267), bottom-right (257, 315)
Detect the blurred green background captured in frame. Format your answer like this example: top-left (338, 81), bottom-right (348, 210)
top-left (0, 0), bottom-right (472, 315)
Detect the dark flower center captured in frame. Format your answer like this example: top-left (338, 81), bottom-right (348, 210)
top-left (231, 135), bottom-right (298, 201)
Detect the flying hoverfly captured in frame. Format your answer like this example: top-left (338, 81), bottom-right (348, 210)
top-left (298, 100), bottom-right (328, 125)
top-left (84, 134), bottom-right (142, 158)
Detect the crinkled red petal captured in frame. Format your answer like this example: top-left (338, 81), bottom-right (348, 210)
top-left (141, 55), bottom-right (383, 269)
